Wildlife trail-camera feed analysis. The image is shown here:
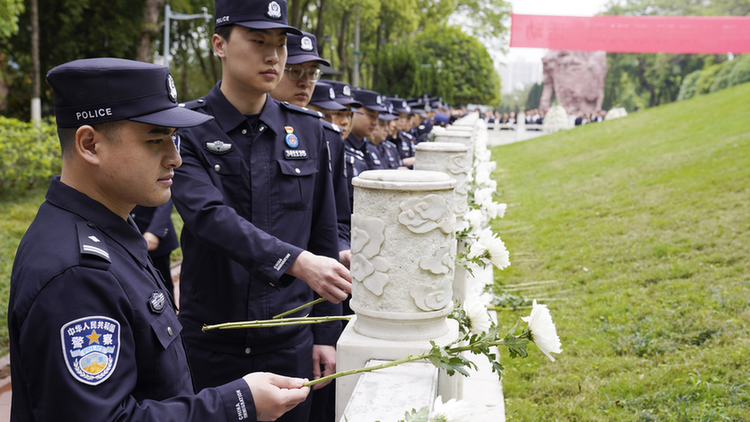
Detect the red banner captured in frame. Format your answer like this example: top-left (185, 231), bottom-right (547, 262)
top-left (510, 14), bottom-right (750, 54)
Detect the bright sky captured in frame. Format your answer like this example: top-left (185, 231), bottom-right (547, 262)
top-left (498, 0), bottom-right (612, 63)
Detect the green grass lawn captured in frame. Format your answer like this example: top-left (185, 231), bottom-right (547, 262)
top-left (0, 83), bottom-right (748, 420)
top-left (492, 83), bottom-right (750, 421)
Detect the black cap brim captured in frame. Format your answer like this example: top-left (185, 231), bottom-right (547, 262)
top-left (287, 54), bottom-right (331, 66)
top-left (129, 106), bottom-right (214, 128)
top-left (379, 113), bottom-right (397, 121)
top-left (236, 21), bottom-right (303, 35)
top-left (309, 99), bottom-right (346, 111)
top-left (363, 104), bottom-right (388, 112)
top-left (335, 98), bottom-right (363, 108)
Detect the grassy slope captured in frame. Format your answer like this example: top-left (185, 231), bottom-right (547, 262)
top-left (492, 83), bottom-right (750, 421)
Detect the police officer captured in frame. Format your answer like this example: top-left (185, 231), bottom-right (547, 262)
top-left (270, 32), bottom-right (352, 270)
top-left (170, 1), bottom-right (350, 422)
top-left (327, 81), bottom-right (366, 210)
top-left (386, 97), bottom-right (417, 167)
top-left (131, 200), bottom-right (178, 295)
top-left (8, 58), bottom-right (310, 422)
top-left (375, 102), bottom-right (403, 170)
top-left (350, 88), bottom-right (388, 170)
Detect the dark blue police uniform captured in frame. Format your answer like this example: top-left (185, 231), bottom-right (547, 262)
top-left (321, 120), bottom-right (352, 252)
top-left (9, 178), bottom-right (254, 421)
top-left (343, 133), bottom-right (368, 210)
top-left (396, 130), bottom-right (416, 161)
top-left (380, 139), bottom-right (403, 169)
top-left (131, 199), bottom-right (178, 288)
top-left (171, 84), bottom-right (341, 396)
top-left (365, 140), bottom-right (387, 170)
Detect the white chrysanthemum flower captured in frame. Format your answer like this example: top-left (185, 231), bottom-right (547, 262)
top-left (481, 200), bottom-right (506, 220)
top-left (466, 209), bottom-right (486, 231)
top-left (466, 237), bottom-right (487, 260)
top-left (430, 396), bottom-right (472, 422)
top-left (454, 218), bottom-right (470, 234)
top-left (543, 104), bottom-right (569, 128)
top-left (521, 300), bottom-right (563, 362)
top-left (473, 187), bottom-right (494, 206)
top-left (464, 289), bottom-right (492, 335)
top-left (474, 166), bottom-right (492, 187)
top-left (478, 229), bottom-right (510, 269)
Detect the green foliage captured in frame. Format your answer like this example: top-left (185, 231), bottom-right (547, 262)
top-left (525, 83), bottom-right (543, 110)
top-left (493, 82), bottom-right (750, 420)
top-left (0, 116), bottom-right (60, 194)
top-left (399, 406), bottom-right (429, 422)
top-left (677, 55), bottom-right (750, 101)
top-left (0, 0), bottom-right (24, 38)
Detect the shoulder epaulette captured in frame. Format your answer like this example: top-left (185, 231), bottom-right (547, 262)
top-left (321, 120), bottom-right (341, 133)
top-left (180, 97), bottom-right (208, 110)
top-left (401, 131), bottom-right (414, 140)
top-left (76, 221), bottom-right (111, 270)
top-left (279, 101), bottom-right (325, 119)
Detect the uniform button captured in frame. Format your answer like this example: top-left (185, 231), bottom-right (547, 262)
top-left (259, 126), bottom-right (265, 132)
top-left (214, 164), bottom-right (221, 172)
top-left (167, 327), bottom-right (173, 336)
top-left (241, 129), bottom-right (247, 135)
top-left (295, 168), bottom-right (301, 174)
top-left (87, 222), bottom-right (96, 228)
top-left (245, 347), bottom-right (252, 354)
top-left (197, 99), bottom-right (204, 103)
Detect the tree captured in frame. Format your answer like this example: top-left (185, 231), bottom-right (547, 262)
top-left (136, 0), bottom-right (164, 63)
top-left (0, 0), bottom-right (25, 39)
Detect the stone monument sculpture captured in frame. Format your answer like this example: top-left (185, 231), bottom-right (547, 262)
top-left (540, 50), bottom-right (607, 114)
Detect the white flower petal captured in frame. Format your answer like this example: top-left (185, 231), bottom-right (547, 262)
top-left (521, 300), bottom-right (562, 362)
top-left (430, 396), bottom-right (473, 422)
top-left (464, 289), bottom-right (492, 335)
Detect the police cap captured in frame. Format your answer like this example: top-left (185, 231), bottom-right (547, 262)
top-left (351, 88), bottom-right (387, 112)
top-left (287, 32), bottom-right (330, 66)
top-left (309, 82), bottom-right (346, 111)
top-left (47, 58), bottom-right (213, 129)
top-left (214, 0), bottom-right (302, 34)
top-left (387, 97), bottom-right (411, 114)
top-left (327, 81), bottom-right (363, 110)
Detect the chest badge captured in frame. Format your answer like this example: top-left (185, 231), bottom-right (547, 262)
top-left (285, 126), bottom-right (299, 148)
top-left (205, 140), bottom-right (232, 153)
top-left (61, 316), bottom-right (121, 386)
top-left (148, 290), bottom-right (167, 314)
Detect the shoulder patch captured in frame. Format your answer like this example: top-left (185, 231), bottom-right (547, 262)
top-left (180, 98), bottom-right (207, 110)
top-left (280, 101), bottom-right (325, 118)
top-left (77, 221), bottom-right (111, 269)
top-left (402, 132), bottom-right (414, 140)
top-left (61, 316), bottom-right (121, 386)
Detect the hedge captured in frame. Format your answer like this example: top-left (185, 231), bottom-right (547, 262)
top-left (0, 116), bottom-right (61, 194)
top-left (678, 55), bottom-right (750, 101)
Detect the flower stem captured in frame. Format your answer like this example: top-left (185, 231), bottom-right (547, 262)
top-left (202, 315), bottom-right (352, 332)
top-left (273, 297), bottom-right (328, 319)
top-left (304, 352), bottom-right (432, 387)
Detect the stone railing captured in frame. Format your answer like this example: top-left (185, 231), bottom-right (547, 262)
top-left (336, 113), bottom-right (502, 422)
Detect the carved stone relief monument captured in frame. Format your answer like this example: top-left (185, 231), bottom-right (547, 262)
top-left (540, 50), bottom-right (607, 114)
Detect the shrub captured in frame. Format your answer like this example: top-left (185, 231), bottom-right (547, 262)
top-left (677, 70), bottom-right (701, 101)
top-left (0, 116), bottom-right (60, 194)
top-left (727, 54), bottom-right (750, 87)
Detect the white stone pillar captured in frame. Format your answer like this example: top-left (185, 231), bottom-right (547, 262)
top-left (413, 143), bottom-right (472, 304)
top-left (337, 170), bottom-right (460, 420)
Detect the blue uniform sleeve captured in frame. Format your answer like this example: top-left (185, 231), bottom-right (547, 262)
top-left (306, 125), bottom-right (342, 262)
top-left (310, 297), bottom-right (343, 346)
top-left (172, 130), bottom-right (303, 287)
top-left (12, 266), bottom-right (257, 422)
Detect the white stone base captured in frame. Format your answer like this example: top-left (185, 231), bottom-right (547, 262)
top-left (340, 361), bottom-right (438, 422)
top-left (336, 317), bottom-right (460, 421)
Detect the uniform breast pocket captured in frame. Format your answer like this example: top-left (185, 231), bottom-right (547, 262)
top-left (148, 311), bottom-right (189, 398)
top-left (277, 159), bottom-right (318, 210)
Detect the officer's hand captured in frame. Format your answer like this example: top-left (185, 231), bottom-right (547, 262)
top-left (338, 249), bottom-right (351, 269)
top-left (143, 232), bottom-right (160, 251)
top-left (286, 251), bottom-right (351, 303)
top-left (311, 345), bottom-right (336, 390)
top-left (243, 372), bottom-right (310, 421)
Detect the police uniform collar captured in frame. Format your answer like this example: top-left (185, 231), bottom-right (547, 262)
top-left (206, 83), bottom-right (279, 137)
top-left (345, 132), bottom-right (366, 150)
top-left (45, 177), bottom-right (152, 268)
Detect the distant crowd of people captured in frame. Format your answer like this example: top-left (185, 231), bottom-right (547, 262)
top-left (482, 108), bottom-right (610, 128)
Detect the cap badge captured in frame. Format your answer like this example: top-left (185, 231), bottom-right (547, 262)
top-left (301, 37), bottom-right (314, 51)
top-left (285, 126), bottom-right (299, 148)
top-left (343, 85), bottom-right (351, 96)
top-left (329, 87), bottom-right (336, 100)
top-left (376, 95), bottom-right (382, 104)
top-left (402, 101), bottom-right (407, 108)
top-left (267, 1), bottom-right (282, 19)
top-left (167, 74), bottom-right (178, 103)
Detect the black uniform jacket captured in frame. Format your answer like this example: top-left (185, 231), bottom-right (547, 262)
top-left (172, 83), bottom-right (341, 356)
top-left (8, 177), bottom-right (255, 421)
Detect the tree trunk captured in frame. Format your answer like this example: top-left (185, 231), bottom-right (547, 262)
top-left (136, 0), bottom-right (165, 63)
top-left (30, 0), bottom-right (40, 122)
top-left (313, 0), bottom-right (326, 45)
top-left (289, 0), bottom-right (300, 31)
top-left (337, 11), bottom-right (350, 82)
